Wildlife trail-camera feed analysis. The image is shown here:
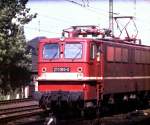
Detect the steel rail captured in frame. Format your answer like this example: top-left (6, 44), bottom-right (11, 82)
top-left (0, 98), bottom-right (33, 105)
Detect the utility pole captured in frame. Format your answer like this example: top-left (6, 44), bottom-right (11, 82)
top-left (109, 0), bottom-right (113, 35)
top-left (38, 19), bottom-right (41, 35)
top-left (134, 0), bottom-right (136, 18)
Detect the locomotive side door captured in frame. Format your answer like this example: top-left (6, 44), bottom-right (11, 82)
top-left (89, 42), bottom-right (103, 104)
top-left (89, 43), bottom-right (101, 78)
top-left (96, 43), bottom-right (104, 104)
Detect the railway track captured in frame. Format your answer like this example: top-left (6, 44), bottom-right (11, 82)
top-left (0, 98), bottom-right (149, 125)
top-left (42, 102), bottom-right (150, 125)
top-left (0, 98), bottom-right (44, 125)
top-left (0, 98), bottom-right (33, 105)
top-left (44, 108), bottom-right (150, 125)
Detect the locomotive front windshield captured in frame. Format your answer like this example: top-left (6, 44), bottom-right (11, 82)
top-left (64, 43), bottom-right (82, 59)
top-left (42, 43), bottom-right (83, 60)
top-left (43, 43), bottom-right (59, 59)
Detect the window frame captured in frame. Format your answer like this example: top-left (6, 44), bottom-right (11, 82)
top-left (90, 44), bottom-right (97, 60)
top-left (64, 42), bottom-right (83, 59)
top-left (107, 46), bottom-right (115, 62)
top-left (106, 45), bottom-right (129, 63)
top-left (122, 48), bottom-right (128, 63)
top-left (42, 43), bottom-right (60, 60)
top-left (115, 47), bottom-right (122, 62)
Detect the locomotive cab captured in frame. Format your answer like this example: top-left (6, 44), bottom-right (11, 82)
top-left (38, 26), bottom-right (104, 114)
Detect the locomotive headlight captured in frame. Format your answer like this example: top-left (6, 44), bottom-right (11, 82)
top-left (77, 67), bottom-right (83, 73)
top-left (42, 67), bottom-right (47, 73)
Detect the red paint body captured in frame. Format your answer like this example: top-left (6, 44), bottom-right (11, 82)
top-left (38, 26), bottom-right (150, 104)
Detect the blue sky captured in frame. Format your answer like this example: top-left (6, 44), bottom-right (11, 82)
top-left (24, 0), bottom-right (150, 45)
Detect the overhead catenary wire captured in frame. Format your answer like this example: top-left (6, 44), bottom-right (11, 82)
top-left (65, 0), bottom-right (106, 16)
top-left (26, 0), bottom-right (117, 31)
top-left (25, 26), bottom-right (61, 35)
top-left (29, 1), bottom-right (150, 30)
top-left (65, 0), bottom-right (119, 15)
top-left (38, 14), bottom-right (75, 24)
top-left (35, 17), bottom-right (73, 29)
top-left (25, 0), bottom-right (150, 43)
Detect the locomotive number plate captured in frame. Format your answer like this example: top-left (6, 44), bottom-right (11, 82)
top-left (53, 67), bottom-right (70, 72)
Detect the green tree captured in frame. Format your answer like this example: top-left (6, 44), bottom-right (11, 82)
top-left (0, 0), bottom-right (36, 94)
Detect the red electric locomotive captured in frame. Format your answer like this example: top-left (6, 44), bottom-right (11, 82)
top-left (37, 19), bottom-right (150, 117)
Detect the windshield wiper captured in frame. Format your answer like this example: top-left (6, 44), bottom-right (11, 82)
top-left (72, 49), bottom-right (81, 61)
top-left (49, 52), bottom-right (58, 60)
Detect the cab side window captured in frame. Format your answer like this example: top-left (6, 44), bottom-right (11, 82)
top-left (115, 47), bottom-right (122, 62)
top-left (122, 48), bottom-right (128, 62)
top-left (90, 44), bottom-right (96, 59)
top-left (107, 46), bottom-right (129, 62)
top-left (107, 46), bottom-right (114, 61)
